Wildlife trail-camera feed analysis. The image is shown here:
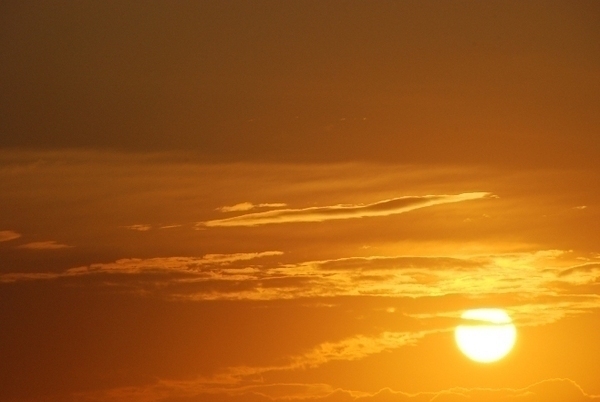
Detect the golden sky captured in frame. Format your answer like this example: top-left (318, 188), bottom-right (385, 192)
top-left (1, 1), bottom-right (600, 401)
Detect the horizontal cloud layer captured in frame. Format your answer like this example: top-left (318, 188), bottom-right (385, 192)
top-left (0, 251), bottom-right (282, 283)
top-left (201, 193), bottom-right (491, 227)
top-left (3, 248), bottom-right (600, 327)
top-left (75, 377), bottom-right (598, 402)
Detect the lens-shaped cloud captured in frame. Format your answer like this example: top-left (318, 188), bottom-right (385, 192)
top-left (201, 192), bottom-right (491, 227)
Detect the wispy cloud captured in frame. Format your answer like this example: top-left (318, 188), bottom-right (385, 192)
top-left (202, 193), bottom-right (491, 227)
top-left (217, 202), bottom-right (288, 213)
top-left (74, 330), bottom-right (428, 402)
top-left (74, 377), bottom-right (598, 402)
top-left (17, 240), bottom-right (72, 250)
top-left (428, 378), bottom-right (598, 402)
top-left (286, 331), bottom-right (424, 370)
top-left (0, 251), bottom-right (282, 283)
top-left (212, 330), bottom-right (428, 385)
top-left (123, 224), bottom-right (152, 231)
top-left (558, 262), bottom-right (600, 278)
top-left (0, 230), bottom-right (21, 242)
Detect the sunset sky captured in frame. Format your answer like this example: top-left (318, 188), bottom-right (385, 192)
top-left (1, 1), bottom-right (600, 401)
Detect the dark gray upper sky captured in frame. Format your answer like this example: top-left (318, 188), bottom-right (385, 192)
top-left (1, 0), bottom-right (599, 165)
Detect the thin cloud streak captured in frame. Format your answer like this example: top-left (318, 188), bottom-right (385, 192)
top-left (0, 230), bottom-right (21, 242)
top-left (17, 240), bottom-right (72, 250)
top-left (217, 202), bottom-right (288, 213)
top-left (123, 224), bottom-right (152, 231)
top-left (159, 224), bottom-right (182, 229)
top-left (202, 192), bottom-right (492, 227)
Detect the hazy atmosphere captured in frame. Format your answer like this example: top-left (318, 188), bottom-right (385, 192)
top-left (1, 1), bottom-right (600, 401)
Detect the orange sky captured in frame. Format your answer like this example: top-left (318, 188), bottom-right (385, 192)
top-left (1, 1), bottom-right (600, 401)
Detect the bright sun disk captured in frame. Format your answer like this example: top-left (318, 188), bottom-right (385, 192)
top-left (454, 308), bottom-right (517, 363)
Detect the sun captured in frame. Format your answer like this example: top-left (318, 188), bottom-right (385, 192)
top-left (454, 308), bottom-right (517, 363)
